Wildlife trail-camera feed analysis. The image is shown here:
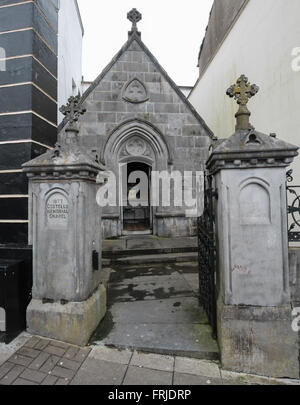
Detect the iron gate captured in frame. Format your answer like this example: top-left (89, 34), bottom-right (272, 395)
top-left (197, 172), bottom-right (217, 339)
top-left (287, 169), bottom-right (300, 242)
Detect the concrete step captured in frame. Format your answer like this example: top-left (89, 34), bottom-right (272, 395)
top-left (102, 338), bottom-right (219, 361)
top-left (102, 246), bottom-right (198, 258)
top-left (103, 252), bottom-right (198, 266)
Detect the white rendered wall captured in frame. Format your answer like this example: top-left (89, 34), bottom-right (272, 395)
top-left (58, 0), bottom-right (83, 123)
top-left (189, 0), bottom-right (300, 182)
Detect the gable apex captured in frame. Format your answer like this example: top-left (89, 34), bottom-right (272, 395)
top-left (59, 32), bottom-right (215, 139)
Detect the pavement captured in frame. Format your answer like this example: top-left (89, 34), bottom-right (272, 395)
top-left (0, 334), bottom-right (299, 385)
top-left (0, 236), bottom-right (299, 386)
top-left (93, 261), bottom-right (218, 360)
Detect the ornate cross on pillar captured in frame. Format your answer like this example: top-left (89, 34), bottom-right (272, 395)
top-left (127, 8), bottom-right (142, 34)
top-left (226, 75), bottom-right (259, 131)
top-left (60, 95), bottom-right (86, 132)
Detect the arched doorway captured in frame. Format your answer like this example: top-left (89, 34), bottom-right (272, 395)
top-left (102, 119), bottom-right (171, 238)
top-left (122, 161), bottom-right (152, 234)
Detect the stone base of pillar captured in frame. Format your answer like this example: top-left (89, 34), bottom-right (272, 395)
top-left (217, 300), bottom-right (299, 379)
top-left (26, 284), bottom-right (107, 347)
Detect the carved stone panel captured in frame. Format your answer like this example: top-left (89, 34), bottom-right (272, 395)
top-left (239, 182), bottom-right (271, 225)
top-left (119, 135), bottom-right (155, 161)
top-left (126, 137), bottom-right (147, 155)
top-left (123, 78), bottom-right (149, 103)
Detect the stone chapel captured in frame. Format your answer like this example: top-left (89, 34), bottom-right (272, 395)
top-left (58, 9), bottom-right (214, 239)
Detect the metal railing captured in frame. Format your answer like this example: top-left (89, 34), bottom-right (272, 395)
top-left (287, 170), bottom-right (300, 242)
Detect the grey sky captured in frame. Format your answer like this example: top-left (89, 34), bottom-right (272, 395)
top-left (77, 0), bottom-right (213, 86)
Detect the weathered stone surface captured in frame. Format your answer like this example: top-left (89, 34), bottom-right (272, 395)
top-left (217, 302), bottom-right (299, 379)
top-left (210, 95), bottom-right (299, 379)
top-left (57, 31), bottom-right (214, 238)
top-left (26, 180), bottom-right (102, 302)
top-left (89, 346), bottom-right (132, 365)
top-left (70, 358), bottom-right (127, 385)
top-left (289, 248), bottom-right (300, 305)
top-left (27, 284), bottom-right (107, 347)
top-left (92, 261), bottom-right (219, 360)
top-left (131, 351), bottom-right (174, 372)
top-left (215, 167), bottom-right (291, 307)
top-left (174, 357), bottom-right (221, 378)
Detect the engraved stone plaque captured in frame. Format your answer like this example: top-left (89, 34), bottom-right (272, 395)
top-left (46, 193), bottom-right (69, 228)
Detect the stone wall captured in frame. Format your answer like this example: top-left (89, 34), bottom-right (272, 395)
top-left (59, 33), bottom-right (213, 237)
top-left (289, 248), bottom-right (300, 306)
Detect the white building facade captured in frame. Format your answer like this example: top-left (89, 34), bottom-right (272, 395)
top-left (58, 0), bottom-right (84, 122)
top-left (189, 0), bottom-right (300, 183)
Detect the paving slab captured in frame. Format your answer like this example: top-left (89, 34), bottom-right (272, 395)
top-left (19, 368), bottom-right (47, 384)
top-left (0, 332), bottom-right (31, 367)
top-left (173, 372), bottom-right (223, 385)
top-left (28, 352), bottom-right (50, 370)
top-left (41, 374), bottom-right (58, 385)
top-left (56, 358), bottom-right (81, 371)
top-left (99, 322), bottom-right (218, 360)
top-left (0, 362), bottom-right (14, 379)
top-left (109, 297), bottom-right (208, 325)
top-left (50, 365), bottom-right (76, 380)
top-left (131, 351), bottom-right (174, 372)
top-left (13, 378), bottom-right (38, 385)
top-left (109, 265), bottom-right (178, 282)
top-left (220, 369), bottom-right (300, 385)
top-left (0, 364), bottom-right (25, 385)
top-left (181, 274), bottom-right (199, 293)
top-left (110, 273), bottom-right (184, 286)
top-left (71, 358), bottom-right (127, 385)
top-left (89, 345), bottom-right (132, 365)
top-left (39, 355), bottom-right (60, 374)
top-left (8, 353), bottom-right (33, 367)
top-left (174, 356), bottom-right (221, 378)
top-left (123, 365), bottom-right (173, 385)
top-left (108, 278), bottom-right (195, 303)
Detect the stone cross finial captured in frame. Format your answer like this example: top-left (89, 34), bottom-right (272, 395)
top-left (60, 95), bottom-right (86, 132)
top-left (226, 75), bottom-right (259, 131)
top-left (127, 8), bottom-right (142, 32)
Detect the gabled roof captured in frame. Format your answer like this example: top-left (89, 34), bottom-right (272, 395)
top-left (58, 31), bottom-right (215, 139)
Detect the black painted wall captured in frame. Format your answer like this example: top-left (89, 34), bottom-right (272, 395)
top-left (0, 0), bottom-right (58, 245)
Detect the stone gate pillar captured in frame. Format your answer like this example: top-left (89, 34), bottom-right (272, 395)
top-left (208, 75), bottom-right (299, 378)
top-left (22, 96), bottom-right (106, 346)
